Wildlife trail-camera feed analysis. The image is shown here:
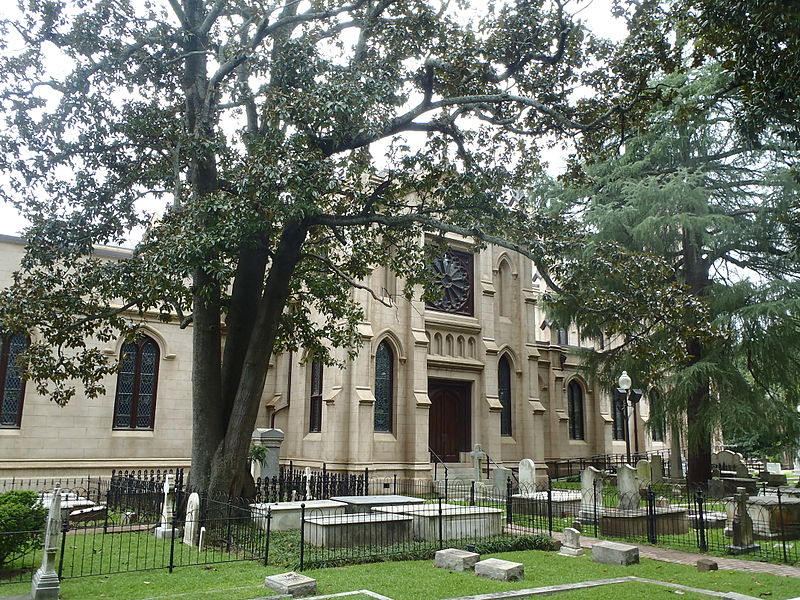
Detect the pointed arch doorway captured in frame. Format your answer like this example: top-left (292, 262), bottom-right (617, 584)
top-left (428, 379), bottom-right (471, 462)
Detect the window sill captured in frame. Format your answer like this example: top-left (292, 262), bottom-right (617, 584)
top-left (111, 429), bottom-right (155, 437)
top-left (0, 427), bottom-right (21, 435)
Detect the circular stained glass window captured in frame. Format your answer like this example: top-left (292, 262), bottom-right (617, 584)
top-left (430, 252), bottom-right (470, 312)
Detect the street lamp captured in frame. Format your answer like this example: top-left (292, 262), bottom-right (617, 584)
top-left (613, 371), bottom-right (644, 464)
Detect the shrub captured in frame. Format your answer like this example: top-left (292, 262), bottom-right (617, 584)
top-left (0, 491), bottom-right (48, 567)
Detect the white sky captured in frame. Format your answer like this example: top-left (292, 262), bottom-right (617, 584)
top-left (0, 0), bottom-right (627, 242)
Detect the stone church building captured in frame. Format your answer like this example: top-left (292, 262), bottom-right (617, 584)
top-left (0, 234), bottom-right (667, 479)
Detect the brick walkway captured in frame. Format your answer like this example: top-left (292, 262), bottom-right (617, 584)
top-left (547, 528), bottom-right (800, 578)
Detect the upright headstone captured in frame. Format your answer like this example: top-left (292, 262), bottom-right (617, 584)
top-left (766, 462), bottom-right (782, 475)
top-left (155, 474), bottom-right (176, 539)
top-left (252, 428), bottom-right (285, 481)
top-left (579, 467), bottom-right (604, 523)
top-left (636, 459), bottom-right (652, 487)
top-left (714, 450), bottom-right (749, 478)
top-left (617, 465), bottom-right (640, 511)
top-left (303, 466), bottom-right (313, 500)
top-left (470, 444), bottom-right (486, 482)
top-left (650, 455), bottom-right (664, 484)
top-left (183, 492), bottom-right (201, 546)
top-left (493, 466), bottom-right (512, 493)
top-left (727, 487), bottom-right (759, 555)
top-left (558, 527), bottom-right (584, 557)
top-left (670, 425), bottom-right (684, 478)
top-left (518, 458), bottom-right (536, 493)
top-left (31, 488), bottom-right (62, 600)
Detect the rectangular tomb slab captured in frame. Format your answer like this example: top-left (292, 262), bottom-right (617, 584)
top-left (599, 507), bottom-right (689, 537)
top-left (373, 503), bottom-right (503, 541)
top-left (435, 548), bottom-right (480, 571)
top-left (475, 558), bottom-right (524, 581)
top-left (512, 490), bottom-right (582, 518)
top-left (264, 572), bottom-right (317, 597)
top-left (592, 541), bottom-right (639, 566)
top-left (250, 499), bottom-right (346, 531)
top-left (304, 512), bottom-right (413, 548)
top-left (329, 494), bottom-right (425, 513)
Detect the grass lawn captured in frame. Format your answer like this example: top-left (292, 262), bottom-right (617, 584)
top-left (1, 547), bottom-right (798, 599)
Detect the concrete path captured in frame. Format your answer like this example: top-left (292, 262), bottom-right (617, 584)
top-left (539, 527), bottom-right (800, 578)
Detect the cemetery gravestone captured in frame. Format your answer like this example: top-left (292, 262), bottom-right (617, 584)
top-left (636, 459), bottom-right (652, 487)
top-left (31, 488), bottom-right (62, 600)
top-left (155, 474), bottom-right (176, 539)
top-left (651, 455), bottom-right (664, 484)
top-left (727, 487), bottom-right (760, 555)
top-left (519, 458), bottom-right (536, 492)
top-left (580, 467), bottom-right (604, 523)
top-left (183, 492), bottom-right (201, 546)
top-left (470, 444), bottom-right (486, 481)
top-left (251, 428), bottom-right (285, 481)
top-left (558, 527), bottom-right (584, 557)
top-left (617, 465), bottom-right (641, 511)
top-left (493, 466), bottom-right (512, 493)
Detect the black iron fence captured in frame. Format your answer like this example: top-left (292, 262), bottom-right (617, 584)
top-left (2, 470), bottom-right (800, 587)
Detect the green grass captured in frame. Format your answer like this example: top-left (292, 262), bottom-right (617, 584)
top-left (2, 546), bottom-right (798, 600)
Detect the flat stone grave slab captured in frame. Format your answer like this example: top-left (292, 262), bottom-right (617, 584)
top-left (264, 571), bottom-right (317, 597)
top-left (330, 494), bottom-right (425, 514)
top-left (599, 507), bottom-right (689, 537)
top-left (250, 499), bottom-right (346, 531)
top-left (474, 558), bottom-right (524, 582)
top-left (689, 510), bottom-right (727, 530)
top-left (373, 503), bottom-right (503, 541)
top-left (512, 490), bottom-right (581, 518)
top-left (591, 541), bottom-right (639, 566)
top-left (304, 512), bottom-right (413, 548)
top-left (435, 548), bottom-right (480, 571)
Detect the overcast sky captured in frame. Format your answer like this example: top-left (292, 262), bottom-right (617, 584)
top-left (0, 0), bottom-right (627, 242)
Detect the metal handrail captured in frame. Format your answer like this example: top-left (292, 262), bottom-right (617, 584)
top-left (428, 447), bottom-right (449, 481)
top-left (483, 450), bottom-right (518, 484)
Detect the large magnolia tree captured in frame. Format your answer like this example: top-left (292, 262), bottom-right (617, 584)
top-left (1, 0), bottom-right (677, 498)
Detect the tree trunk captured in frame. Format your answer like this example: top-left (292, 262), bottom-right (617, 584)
top-left (208, 219), bottom-right (309, 499)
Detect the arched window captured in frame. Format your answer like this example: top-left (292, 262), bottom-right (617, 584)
top-left (113, 335), bottom-right (159, 430)
top-left (374, 340), bottom-right (394, 432)
top-left (499, 355), bottom-right (512, 437)
top-left (309, 360), bottom-right (323, 433)
top-left (567, 380), bottom-right (584, 440)
top-left (0, 333), bottom-right (28, 428)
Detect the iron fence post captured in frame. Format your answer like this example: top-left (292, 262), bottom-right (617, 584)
top-left (506, 477), bottom-right (513, 527)
top-left (547, 476), bottom-right (553, 535)
top-left (57, 515), bottom-right (68, 580)
top-left (393, 473), bottom-right (397, 495)
top-left (264, 507), bottom-right (272, 567)
top-left (470, 480), bottom-right (475, 506)
top-left (777, 487), bottom-right (788, 563)
top-left (696, 487), bottom-right (707, 551)
top-left (299, 503), bottom-right (306, 571)
top-left (592, 478), bottom-right (598, 538)
top-left (444, 473), bottom-right (449, 504)
top-left (225, 496), bottom-right (233, 553)
top-left (168, 496), bottom-right (178, 573)
top-left (646, 485), bottom-right (657, 544)
top-left (438, 498), bottom-right (443, 550)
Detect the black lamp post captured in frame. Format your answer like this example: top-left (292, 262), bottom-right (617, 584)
top-left (613, 371), bottom-right (643, 465)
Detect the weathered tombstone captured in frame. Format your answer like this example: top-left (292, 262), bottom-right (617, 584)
top-left (264, 572), bottom-right (317, 597)
top-left (155, 474), bottom-right (176, 539)
top-left (617, 465), bottom-right (640, 511)
top-left (470, 444), bottom-right (486, 481)
top-left (636, 459), bottom-right (652, 488)
top-left (183, 492), bottom-right (201, 546)
top-left (31, 488), bottom-right (62, 600)
top-left (579, 467), bottom-right (604, 523)
top-left (558, 527), bottom-right (584, 557)
top-left (303, 466), bottom-right (313, 500)
top-left (493, 466), bottom-right (512, 493)
top-left (697, 558), bottom-right (718, 572)
top-left (726, 487), bottom-right (760, 555)
top-left (518, 458), bottom-right (536, 493)
top-left (707, 477), bottom-right (725, 499)
top-left (714, 450), bottom-right (749, 478)
top-left (650, 455), bottom-right (664, 484)
top-left (252, 428), bottom-right (285, 481)
top-left (571, 520), bottom-right (582, 533)
top-left (766, 462), bottom-right (782, 474)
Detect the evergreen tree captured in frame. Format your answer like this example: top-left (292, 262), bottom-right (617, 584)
top-left (546, 66), bottom-right (800, 486)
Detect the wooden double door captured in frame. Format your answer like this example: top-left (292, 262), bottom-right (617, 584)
top-left (428, 379), bottom-right (471, 462)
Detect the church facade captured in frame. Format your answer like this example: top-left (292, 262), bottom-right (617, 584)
top-left (0, 234), bottom-right (667, 479)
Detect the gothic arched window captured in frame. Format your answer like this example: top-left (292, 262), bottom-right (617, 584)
top-left (567, 380), bottom-right (584, 440)
top-left (309, 360), bottom-right (323, 433)
top-left (0, 333), bottom-right (28, 428)
top-left (113, 335), bottom-right (159, 429)
top-left (374, 341), bottom-right (394, 432)
top-left (499, 355), bottom-right (512, 437)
